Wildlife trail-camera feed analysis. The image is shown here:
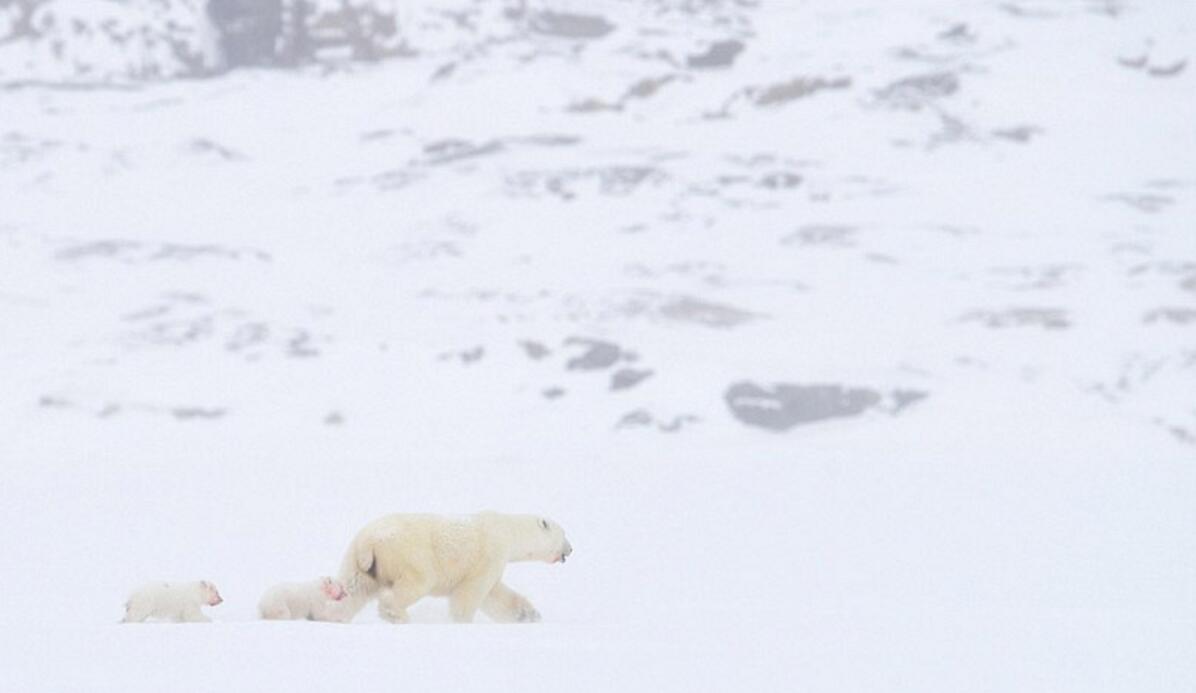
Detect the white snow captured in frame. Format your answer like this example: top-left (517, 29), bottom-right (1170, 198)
top-left (1, 1), bottom-right (1194, 691)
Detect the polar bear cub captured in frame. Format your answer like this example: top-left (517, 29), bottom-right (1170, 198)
top-left (122, 581), bottom-right (223, 623)
top-left (337, 511), bottom-right (572, 624)
top-left (258, 577), bottom-right (348, 621)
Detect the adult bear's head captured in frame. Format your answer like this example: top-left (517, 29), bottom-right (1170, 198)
top-left (487, 513), bottom-right (573, 564)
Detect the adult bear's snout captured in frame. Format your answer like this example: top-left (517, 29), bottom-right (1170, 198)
top-left (560, 540), bottom-right (573, 563)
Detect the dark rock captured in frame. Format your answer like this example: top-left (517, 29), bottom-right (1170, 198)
top-left (1143, 308), bottom-right (1196, 325)
top-left (1148, 60), bottom-right (1187, 77)
top-left (782, 225), bottom-right (856, 247)
top-left (623, 75), bottom-right (677, 101)
top-left (960, 308), bottom-right (1070, 330)
top-left (287, 330), bottom-right (320, 358)
top-left (207, 0), bottom-right (283, 68)
top-left (459, 346), bottom-right (484, 364)
top-left (725, 382), bottom-right (883, 431)
top-left (874, 72), bottom-right (959, 110)
top-left (529, 11), bottom-right (615, 39)
top-left (55, 240), bottom-right (138, 261)
top-left (519, 340), bottom-right (551, 360)
top-left (687, 40), bottom-right (745, 69)
top-left (567, 98), bottom-right (619, 113)
top-left (506, 134), bottom-right (582, 147)
top-left (611, 368), bottom-right (653, 391)
top-left (658, 415), bottom-right (698, 432)
top-left (144, 316), bottom-right (216, 346)
top-left (992, 126), bottom-right (1042, 143)
top-left (937, 23), bottom-right (974, 43)
top-left (659, 296), bottom-right (757, 328)
top-left (891, 389), bottom-right (930, 413)
top-left (1103, 193), bottom-right (1173, 214)
top-left (226, 322), bottom-right (270, 352)
top-left (616, 409), bottom-right (697, 432)
top-left (616, 409), bottom-right (654, 428)
top-left (56, 240), bottom-right (267, 263)
top-left (758, 172), bottom-right (802, 189)
top-left (751, 75), bottom-right (852, 107)
top-left (564, 337), bottom-right (623, 370)
top-left (171, 407), bottom-right (227, 421)
top-left (188, 138), bottom-right (245, 161)
top-left (506, 166), bottom-right (663, 200)
top-left (420, 138), bottom-right (504, 166)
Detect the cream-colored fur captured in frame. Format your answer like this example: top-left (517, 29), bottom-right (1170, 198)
top-left (122, 581), bottom-right (222, 623)
top-left (337, 511), bottom-right (572, 624)
top-left (258, 577), bottom-right (348, 622)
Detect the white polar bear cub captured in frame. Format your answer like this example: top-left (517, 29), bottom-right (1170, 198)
top-left (337, 511), bottom-right (572, 624)
top-left (259, 577), bottom-right (348, 621)
top-left (122, 581), bottom-right (223, 623)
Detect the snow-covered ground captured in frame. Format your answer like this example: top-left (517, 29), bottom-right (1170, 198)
top-left (1, 1), bottom-right (1194, 691)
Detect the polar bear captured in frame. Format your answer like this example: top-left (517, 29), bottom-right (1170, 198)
top-left (122, 581), bottom-right (223, 623)
top-left (337, 511), bottom-right (572, 624)
top-left (258, 577), bottom-right (348, 622)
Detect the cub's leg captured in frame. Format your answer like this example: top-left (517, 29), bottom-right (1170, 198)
top-left (259, 603), bottom-right (291, 620)
top-left (180, 605), bottom-right (211, 623)
top-left (481, 581), bottom-right (541, 624)
top-left (121, 601), bottom-right (150, 623)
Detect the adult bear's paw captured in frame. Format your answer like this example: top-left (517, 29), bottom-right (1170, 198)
top-left (514, 600), bottom-right (541, 623)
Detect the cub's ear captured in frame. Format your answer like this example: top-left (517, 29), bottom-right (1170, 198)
top-left (539, 518), bottom-right (549, 530)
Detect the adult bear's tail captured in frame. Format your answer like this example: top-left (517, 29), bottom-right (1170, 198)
top-left (356, 542), bottom-right (377, 578)
top-left (335, 532), bottom-right (380, 621)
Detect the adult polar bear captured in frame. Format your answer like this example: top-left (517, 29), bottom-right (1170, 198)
top-left (337, 512), bottom-right (572, 624)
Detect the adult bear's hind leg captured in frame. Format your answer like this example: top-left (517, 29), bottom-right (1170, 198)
top-left (377, 573), bottom-right (432, 624)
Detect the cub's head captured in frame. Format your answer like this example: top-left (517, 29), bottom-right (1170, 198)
top-left (517, 515), bottom-right (573, 565)
top-left (199, 581), bottom-right (223, 606)
top-left (320, 576), bottom-right (347, 601)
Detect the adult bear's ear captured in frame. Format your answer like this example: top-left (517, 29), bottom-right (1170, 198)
top-left (539, 518), bottom-right (549, 530)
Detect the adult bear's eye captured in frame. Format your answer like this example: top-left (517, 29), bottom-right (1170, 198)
top-left (539, 519), bottom-right (549, 530)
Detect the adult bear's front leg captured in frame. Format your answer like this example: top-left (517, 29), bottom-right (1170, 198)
top-left (449, 568), bottom-right (504, 623)
top-left (481, 581), bottom-right (541, 623)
